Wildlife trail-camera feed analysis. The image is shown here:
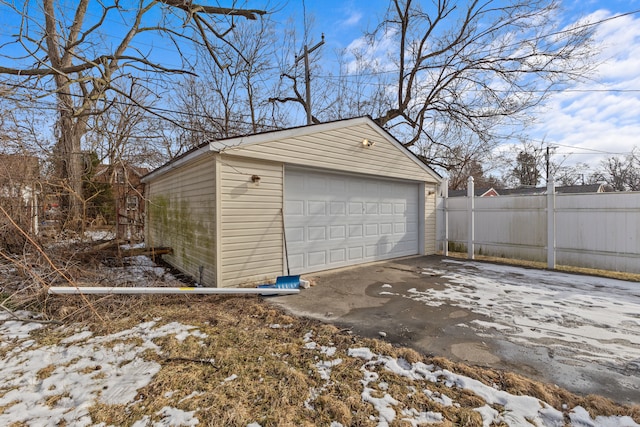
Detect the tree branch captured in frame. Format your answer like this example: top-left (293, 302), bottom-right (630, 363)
top-left (159, 0), bottom-right (266, 20)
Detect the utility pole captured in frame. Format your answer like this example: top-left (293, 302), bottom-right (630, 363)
top-left (545, 146), bottom-right (556, 183)
top-left (546, 146), bottom-right (550, 182)
top-left (295, 34), bottom-right (324, 125)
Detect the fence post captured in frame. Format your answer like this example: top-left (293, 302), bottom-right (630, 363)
top-left (467, 176), bottom-right (475, 260)
top-left (442, 180), bottom-right (449, 256)
top-left (547, 178), bottom-right (556, 269)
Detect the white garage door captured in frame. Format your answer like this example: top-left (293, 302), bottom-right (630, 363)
top-left (284, 167), bottom-right (420, 274)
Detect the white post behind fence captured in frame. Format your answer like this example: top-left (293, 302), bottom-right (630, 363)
top-left (547, 178), bottom-right (556, 269)
top-left (442, 180), bottom-right (449, 256)
top-left (467, 176), bottom-right (475, 260)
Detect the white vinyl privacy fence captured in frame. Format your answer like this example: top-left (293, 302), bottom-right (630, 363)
top-left (437, 178), bottom-right (640, 274)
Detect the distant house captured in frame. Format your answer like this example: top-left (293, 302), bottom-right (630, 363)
top-left (446, 183), bottom-right (613, 198)
top-left (499, 183), bottom-right (613, 196)
top-left (448, 187), bottom-right (499, 197)
top-left (0, 154), bottom-right (40, 233)
top-left (94, 163), bottom-right (148, 241)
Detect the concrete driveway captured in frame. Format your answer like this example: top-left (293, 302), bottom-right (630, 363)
top-left (269, 256), bottom-right (640, 405)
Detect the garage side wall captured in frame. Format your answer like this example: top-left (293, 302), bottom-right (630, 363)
top-left (219, 155), bottom-right (283, 287)
top-left (424, 184), bottom-right (437, 254)
top-left (146, 153), bottom-right (217, 286)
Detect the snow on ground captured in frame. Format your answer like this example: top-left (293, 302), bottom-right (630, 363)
top-left (0, 310), bottom-right (638, 426)
top-left (398, 260), bottom-right (640, 374)
top-left (0, 311), bottom-right (207, 426)
top-left (347, 347), bottom-right (640, 427)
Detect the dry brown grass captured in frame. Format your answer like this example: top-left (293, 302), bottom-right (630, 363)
top-left (28, 293), bottom-right (637, 426)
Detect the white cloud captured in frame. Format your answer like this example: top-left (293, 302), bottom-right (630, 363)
top-left (532, 9), bottom-right (640, 168)
top-left (345, 27), bottom-right (398, 74)
top-left (342, 11), bottom-right (362, 27)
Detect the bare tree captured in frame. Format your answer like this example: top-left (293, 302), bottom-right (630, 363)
top-left (341, 0), bottom-right (596, 169)
top-left (168, 18), bottom-right (279, 146)
top-left (595, 149), bottom-right (640, 191)
top-left (0, 0), bottom-right (265, 226)
top-left (447, 157), bottom-right (503, 190)
top-left (553, 162), bottom-right (593, 186)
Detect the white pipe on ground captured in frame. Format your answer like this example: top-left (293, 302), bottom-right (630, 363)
top-left (48, 287), bottom-right (299, 295)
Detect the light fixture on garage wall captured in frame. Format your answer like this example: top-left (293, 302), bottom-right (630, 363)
top-left (362, 138), bottom-right (375, 147)
top-left (251, 175), bottom-right (261, 185)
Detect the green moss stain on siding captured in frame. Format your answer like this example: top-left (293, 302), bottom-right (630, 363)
top-left (148, 194), bottom-right (214, 274)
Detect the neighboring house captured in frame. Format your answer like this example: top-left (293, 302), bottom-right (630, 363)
top-left (448, 187), bottom-right (499, 197)
top-left (499, 183), bottom-right (613, 196)
top-left (142, 116), bottom-right (442, 288)
top-left (94, 163), bottom-right (148, 241)
top-left (446, 184), bottom-right (612, 198)
top-left (0, 154), bottom-right (40, 234)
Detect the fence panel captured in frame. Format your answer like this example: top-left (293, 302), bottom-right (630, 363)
top-left (437, 191), bottom-right (640, 274)
top-left (474, 195), bottom-right (547, 261)
top-left (556, 192), bottom-right (640, 273)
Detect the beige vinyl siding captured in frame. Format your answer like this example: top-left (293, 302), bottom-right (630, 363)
top-left (146, 153), bottom-right (217, 286)
top-left (424, 184), bottom-right (437, 254)
top-left (222, 122), bottom-right (437, 184)
top-left (219, 155), bottom-right (283, 287)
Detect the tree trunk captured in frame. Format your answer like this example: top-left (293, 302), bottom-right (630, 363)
top-left (56, 108), bottom-right (85, 228)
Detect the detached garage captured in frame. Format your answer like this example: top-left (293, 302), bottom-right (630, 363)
top-left (142, 117), bottom-right (441, 287)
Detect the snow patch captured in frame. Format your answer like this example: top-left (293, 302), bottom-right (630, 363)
top-left (347, 346), bottom-right (638, 427)
top-left (0, 316), bottom-right (207, 425)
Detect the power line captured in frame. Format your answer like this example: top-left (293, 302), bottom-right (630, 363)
top-left (552, 143), bottom-right (628, 155)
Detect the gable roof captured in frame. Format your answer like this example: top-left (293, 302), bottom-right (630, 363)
top-left (499, 183), bottom-right (610, 196)
top-left (143, 116), bottom-right (441, 183)
top-left (448, 187), bottom-right (499, 197)
top-left (446, 183), bottom-right (614, 198)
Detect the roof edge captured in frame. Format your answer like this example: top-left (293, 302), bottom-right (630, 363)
top-left (141, 145), bottom-right (210, 183)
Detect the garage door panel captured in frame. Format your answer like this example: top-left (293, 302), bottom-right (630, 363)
top-left (380, 203), bottom-right (393, 214)
top-left (394, 203), bottom-right (407, 214)
top-left (286, 200), bottom-right (304, 215)
top-left (308, 226), bottom-right (326, 241)
top-left (330, 248), bottom-right (346, 263)
top-left (330, 225), bottom-right (346, 239)
top-left (365, 203), bottom-right (378, 215)
top-left (308, 251), bottom-right (326, 266)
top-left (380, 223), bottom-right (393, 235)
top-left (349, 246), bottom-right (363, 260)
top-left (330, 201), bottom-right (346, 215)
top-left (308, 201), bottom-right (326, 215)
top-left (289, 253), bottom-right (304, 269)
top-left (287, 227), bottom-right (305, 243)
top-left (349, 224), bottom-right (363, 237)
top-left (365, 224), bottom-right (379, 236)
top-left (285, 168), bottom-right (419, 274)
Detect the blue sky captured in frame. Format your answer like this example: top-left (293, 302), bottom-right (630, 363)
top-left (258, 0), bottom-right (640, 172)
